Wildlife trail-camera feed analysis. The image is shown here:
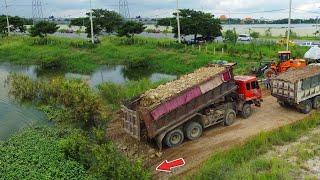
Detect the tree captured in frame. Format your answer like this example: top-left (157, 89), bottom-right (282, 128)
top-left (0, 15), bottom-right (27, 35)
top-left (224, 29), bottom-right (238, 44)
top-left (70, 17), bottom-right (88, 27)
top-left (84, 9), bottom-right (123, 37)
top-left (29, 21), bottom-right (59, 37)
top-left (172, 9), bottom-right (222, 42)
top-left (117, 21), bottom-right (145, 38)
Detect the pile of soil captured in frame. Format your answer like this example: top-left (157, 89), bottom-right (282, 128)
top-left (140, 66), bottom-right (225, 108)
top-left (273, 65), bottom-right (320, 83)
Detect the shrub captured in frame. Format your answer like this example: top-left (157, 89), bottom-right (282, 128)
top-left (0, 127), bottom-right (88, 179)
top-left (250, 31), bottom-right (260, 38)
top-left (29, 21), bottom-right (59, 38)
top-left (224, 29), bottom-right (238, 44)
top-left (8, 74), bottom-right (108, 129)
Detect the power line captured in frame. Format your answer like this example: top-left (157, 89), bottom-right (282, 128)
top-left (32, 0), bottom-right (44, 24)
top-left (119, 0), bottom-right (130, 19)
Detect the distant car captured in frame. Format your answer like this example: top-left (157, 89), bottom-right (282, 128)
top-left (237, 34), bottom-right (252, 41)
top-left (300, 42), bottom-right (316, 47)
top-left (182, 36), bottom-right (216, 45)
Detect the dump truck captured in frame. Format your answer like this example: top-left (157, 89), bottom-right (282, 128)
top-left (121, 64), bottom-right (262, 149)
top-left (271, 65), bottom-right (320, 114)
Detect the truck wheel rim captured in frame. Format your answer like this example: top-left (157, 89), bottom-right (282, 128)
top-left (171, 134), bottom-right (181, 144)
top-left (244, 107), bottom-right (251, 115)
top-left (191, 128), bottom-right (200, 137)
top-left (227, 113), bottom-right (235, 122)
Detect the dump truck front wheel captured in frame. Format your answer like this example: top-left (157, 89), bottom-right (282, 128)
top-left (313, 96), bottom-right (320, 109)
top-left (164, 129), bottom-right (184, 148)
top-left (299, 100), bottom-right (312, 114)
top-left (241, 104), bottom-right (252, 119)
top-left (185, 122), bottom-right (203, 140)
top-left (225, 109), bottom-right (237, 126)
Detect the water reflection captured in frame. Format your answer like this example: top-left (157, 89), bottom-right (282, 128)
top-left (0, 63), bottom-right (176, 139)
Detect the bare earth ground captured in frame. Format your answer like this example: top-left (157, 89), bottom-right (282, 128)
top-left (107, 94), bottom-right (309, 180)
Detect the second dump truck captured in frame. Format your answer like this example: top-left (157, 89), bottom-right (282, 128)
top-left (271, 65), bottom-right (320, 114)
top-left (122, 64), bottom-right (262, 149)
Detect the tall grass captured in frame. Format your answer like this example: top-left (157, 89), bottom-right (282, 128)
top-left (194, 112), bottom-right (320, 179)
top-left (98, 78), bottom-right (168, 109)
top-left (0, 36), bottom-right (309, 76)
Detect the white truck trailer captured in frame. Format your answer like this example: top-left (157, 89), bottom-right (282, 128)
top-left (271, 65), bottom-right (320, 114)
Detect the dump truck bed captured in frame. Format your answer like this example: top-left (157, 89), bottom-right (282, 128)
top-left (271, 65), bottom-right (320, 104)
top-left (122, 64), bottom-right (236, 140)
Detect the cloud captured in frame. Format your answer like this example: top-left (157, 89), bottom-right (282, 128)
top-left (1, 0), bottom-right (319, 19)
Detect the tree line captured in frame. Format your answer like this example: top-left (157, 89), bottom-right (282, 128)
top-left (0, 15), bottom-right (32, 34)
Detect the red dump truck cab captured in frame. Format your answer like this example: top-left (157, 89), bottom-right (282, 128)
top-left (234, 76), bottom-right (262, 104)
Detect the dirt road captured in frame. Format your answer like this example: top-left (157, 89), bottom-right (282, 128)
top-left (108, 95), bottom-right (310, 180)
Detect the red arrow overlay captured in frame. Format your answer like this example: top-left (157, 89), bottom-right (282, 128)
top-left (156, 158), bottom-right (186, 172)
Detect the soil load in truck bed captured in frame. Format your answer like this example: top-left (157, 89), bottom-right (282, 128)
top-left (140, 65), bottom-right (226, 108)
top-left (272, 65), bottom-right (320, 83)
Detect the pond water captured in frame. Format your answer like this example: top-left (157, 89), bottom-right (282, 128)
top-left (0, 65), bottom-right (48, 140)
top-left (0, 63), bottom-right (176, 140)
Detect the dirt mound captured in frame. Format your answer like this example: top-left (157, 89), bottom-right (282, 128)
top-left (273, 65), bottom-right (320, 83)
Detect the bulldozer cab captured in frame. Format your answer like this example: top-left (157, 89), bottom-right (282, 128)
top-left (278, 51), bottom-right (291, 62)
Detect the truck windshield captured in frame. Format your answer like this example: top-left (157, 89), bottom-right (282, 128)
top-left (251, 81), bottom-right (260, 89)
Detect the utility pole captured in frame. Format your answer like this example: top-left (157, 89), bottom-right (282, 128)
top-left (286, 0), bottom-right (292, 51)
top-left (89, 0), bottom-right (94, 44)
top-left (176, 0), bottom-right (181, 43)
top-left (4, 0), bottom-right (10, 36)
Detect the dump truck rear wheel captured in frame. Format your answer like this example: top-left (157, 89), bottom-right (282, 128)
top-left (279, 101), bottom-right (290, 108)
top-left (241, 104), bottom-right (252, 119)
top-left (185, 122), bottom-right (203, 140)
top-left (313, 96), bottom-right (320, 109)
top-left (225, 109), bottom-right (237, 126)
top-left (299, 100), bottom-right (312, 114)
top-left (164, 129), bottom-right (184, 148)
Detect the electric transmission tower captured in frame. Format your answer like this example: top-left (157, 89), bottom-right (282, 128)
top-left (32, 0), bottom-right (44, 24)
top-left (119, 0), bottom-right (130, 19)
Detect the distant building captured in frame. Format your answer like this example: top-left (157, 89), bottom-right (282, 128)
top-left (220, 15), bottom-right (228, 21)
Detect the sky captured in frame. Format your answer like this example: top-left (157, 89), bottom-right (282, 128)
top-left (0, 0), bottom-right (319, 20)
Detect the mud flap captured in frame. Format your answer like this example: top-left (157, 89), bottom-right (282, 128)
top-left (156, 133), bottom-right (166, 151)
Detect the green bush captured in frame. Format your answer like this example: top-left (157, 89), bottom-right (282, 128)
top-left (224, 29), bottom-right (238, 43)
top-left (8, 74), bottom-right (108, 129)
top-left (250, 31), bottom-right (260, 38)
top-left (0, 127), bottom-right (150, 179)
top-left (0, 127), bottom-right (88, 179)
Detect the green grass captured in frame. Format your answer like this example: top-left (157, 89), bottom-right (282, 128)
top-left (0, 35), bottom-right (309, 75)
top-left (194, 112), bottom-right (320, 179)
top-left (260, 35), bottom-right (320, 41)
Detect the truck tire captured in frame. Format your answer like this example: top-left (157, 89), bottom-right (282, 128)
top-left (279, 101), bottom-right (290, 108)
top-left (164, 129), bottom-right (184, 148)
top-left (299, 100), bottom-right (313, 114)
top-left (185, 122), bottom-right (203, 140)
top-left (225, 109), bottom-right (237, 126)
top-left (241, 104), bottom-right (252, 119)
top-left (313, 96), bottom-right (320, 109)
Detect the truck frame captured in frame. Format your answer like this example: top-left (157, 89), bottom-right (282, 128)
top-left (122, 64), bottom-right (262, 149)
